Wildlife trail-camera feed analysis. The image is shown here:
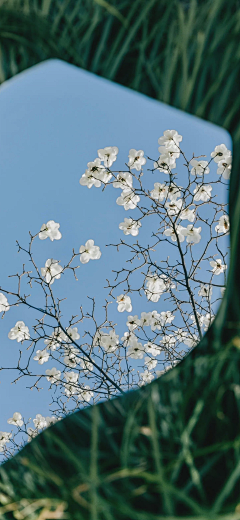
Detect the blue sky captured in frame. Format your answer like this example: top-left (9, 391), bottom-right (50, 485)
top-left (0, 59), bottom-right (232, 439)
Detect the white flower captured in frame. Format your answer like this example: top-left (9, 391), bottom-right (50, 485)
top-left (160, 311), bottom-right (175, 325)
top-left (217, 156), bottom-right (232, 179)
top-left (80, 357), bottom-right (93, 372)
top-left (96, 168), bottom-right (113, 184)
top-left (41, 259), bottom-right (63, 285)
top-left (158, 130), bottom-right (182, 153)
top-left (145, 273), bottom-right (166, 302)
top-left (154, 154), bottom-right (176, 174)
top-left (179, 208), bottom-right (196, 222)
top-left (45, 367), bottom-right (61, 384)
top-left (215, 215), bottom-right (230, 234)
top-left (0, 432), bottom-right (12, 449)
top-left (161, 334), bottom-right (176, 349)
top-left (33, 414), bottom-right (47, 430)
top-left (221, 287), bottom-right (226, 297)
top-left (39, 220), bottom-right (62, 241)
top-left (128, 149), bottom-right (146, 171)
top-left (193, 185), bottom-right (212, 202)
top-left (77, 385), bottom-right (94, 402)
top-left (158, 146), bottom-right (180, 160)
top-left (113, 172), bottom-right (133, 189)
top-left (8, 321), bottom-right (30, 343)
top-left (7, 412), bottom-right (23, 427)
top-left (0, 293), bottom-right (10, 313)
top-left (116, 189), bottom-right (140, 210)
top-left (163, 225), bottom-right (186, 243)
top-left (64, 348), bottom-right (79, 368)
top-left (181, 225), bottom-right (202, 244)
top-left (119, 218), bottom-right (141, 236)
top-left (44, 328), bottom-right (66, 350)
top-left (33, 348), bottom-right (49, 365)
top-left (126, 315), bottom-right (141, 331)
top-left (95, 330), bottom-right (119, 353)
top-left (210, 258), bottom-right (227, 275)
top-left (176, 330), bottom-right (198, 348)
top-left (27, 427), bottom-right (39, 441)
top-left (165, 199), bottom-right (183, 215)
top-left (127, 339), bottom-right (145, 359)
top-left (167, 185), bottom-right (182, 200)
top-left (79, 169), bottom-right (102, 189)
top-left (150, 182), bottom-right (168, 201)
top-left (45, 416), bottom-right (58, 427)
top-left (144, 357), bottom-right (158, 370)
top-left (66, 326), bottom-right (80, 342)
top-left (79, 239), bottom-right (101, 264)
top-left (117, 294), bottom-right (132, 313)
top-left (190, 159), bottom-right (210, 176)
top-left (211, 144), bottom-right (231, 163)
top-left (201, 313), bottom-right (214, 331)
top-left (144, 342), bottom-right (162, 357)
top-left (149, 311), bottom-right (162, 332)
top-left (97, 146), bottom-right (118, 167)
top-left (139, 370), bottom-right (155, 386)
top-left (198, 284), bottom-right (213, 299)
top-left (64, 371), bottom-right (79, 384)
top-left (140, 311), bottom-right (153, 327)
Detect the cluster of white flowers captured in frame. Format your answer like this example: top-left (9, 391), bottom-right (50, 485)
top-left (211, 144), bottom-right (232, 179)
top-left (0, 132), bottom-right (232, 457)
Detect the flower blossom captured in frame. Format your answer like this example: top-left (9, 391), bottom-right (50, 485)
top-left (127, 338), bottom-right (145, 359)
top-left (7, 412), bottom-right (23, 427)
top-left (116, 189), bottom-right (140, 210)
top-left (179, 208), bottom-right (195, 222)
top-left (217, 156), bottom-right (232, 179)
top-left (126, 315), bottom-right (141, 331)
top-left (145, 273), bottom-right (166, 302)
top-left (198, 284), bottom-right (213, 299)
top-left (0, 293), bottom-right (10, 313)
top-left (80, 158), bottom-right (106, 188)
top-left (128, 149), bottom-right (146, 171)
top-left (33, 348), bottom-right (50, 364)
top-left (210, 259), bottom-right (227, 275)
top-left (77, 385), bottom-right (94, 402)
top-left (154, 155), bottom-right (176, 174)
top-left (0, 432), bottom-right (12, 452)
top-left (190, 159), bottom-right (210, 176)
top-left (150, 182), bottom-right (168, 201)
top-left (45, 367), bottom-right (61, 384)
top-left (113, 172), bottom-right (132, 189)
top-left (117, 294), bottom-right (132, 313)
top-left (167, 185), bottom-right (182, 200)
top-left (164, 225), bottom-right (186, 243)
top-left (8, 321), bottom-right (30, 342)
top-left (165, 199), bottom-right (183, 215)
top-left (193, 185), bottom-right (212, 202)
top-left (211, 144), bottom-right (231, 163)
top-left (79, 239), bottom-right (101, 264)
top-left (158, 130), bottom-right (182, 153)
top-left (44, 328), bottom-right (66, 350)
top-left (181, 225), bottom-right (201, 244)
top-left (119, 218), bottom-right (141, 236)
top-left (144, 341), bottom-right (162, 357)
top-left (97, 146), bottom-right (118, 167)
top-left (139, 370), bottom-right (155, 386)
top-left (39, 220), bottom-right (62, 241)
top-left (41, 259), bottom-right (63, 284)
top-left (33, 414), bottom-right (47, 430)
top-left (144, 357), bottom-right (158, 370)
top-left (215, 215), bottom-right (230, 234)
top-left (94, 329), bottom-right (119, 353)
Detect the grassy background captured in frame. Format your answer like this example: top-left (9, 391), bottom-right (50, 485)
top-left (1, 0), bottom-right (240, 517)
